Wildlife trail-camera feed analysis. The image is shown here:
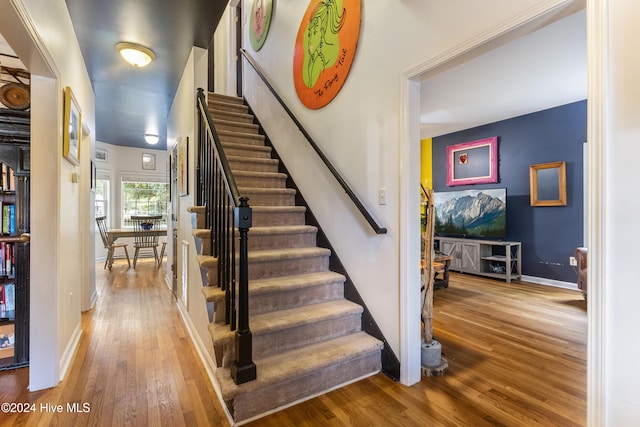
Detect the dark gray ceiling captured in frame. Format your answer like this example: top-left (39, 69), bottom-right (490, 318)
top-left (65, 0), bottom-right (228, 150)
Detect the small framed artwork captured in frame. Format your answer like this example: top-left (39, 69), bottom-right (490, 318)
top-left (142, 153), bottom-right (156, 170)
top-left (178, 136), bottom-right (189, 196)
top-left (63, 86), bottom-right (82, 165)
top-left (249, 0), bottom-right (274, 51)
top-left (529, 161), bottom-right (567, 206)
top-left (446, 137), bottom-right (498, 186)
top-left (95, 148), bottom-right (108, 163)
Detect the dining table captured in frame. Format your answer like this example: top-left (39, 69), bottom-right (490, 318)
top-left (105, 227), bottom-right (168, 268)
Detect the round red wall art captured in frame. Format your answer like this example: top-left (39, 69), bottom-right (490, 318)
top-left (293, 0), bottom-right (361, 109)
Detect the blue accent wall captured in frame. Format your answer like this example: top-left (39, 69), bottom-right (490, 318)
top-left (432, 100), bottom-right (586, 283)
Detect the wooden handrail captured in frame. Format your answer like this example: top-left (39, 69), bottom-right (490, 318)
top-left (239, 49), bottom-right (387, 235)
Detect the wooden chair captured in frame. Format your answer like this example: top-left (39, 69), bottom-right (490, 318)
top-left (96, 216), bottom-right (130, 269)
top-left (158, 239), bottom-right (167, 266)
top-left (131, 215), bottom-right (162, 268)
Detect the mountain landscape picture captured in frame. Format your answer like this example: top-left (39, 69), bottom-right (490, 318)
top-left (433, 188), bottom-right (507, 238)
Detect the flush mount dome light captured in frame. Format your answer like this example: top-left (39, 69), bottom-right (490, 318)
top-left (144, 133), bottom-right (159, 145)
top-left (116, 42), bottom-right (155, 67)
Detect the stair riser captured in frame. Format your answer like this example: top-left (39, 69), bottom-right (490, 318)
top-left (215, 122), bottom-right (260, 135)
top-left (230, 351), bottom-right (382, 421)
top-left (211, 111), bottom-right (254, 124)
top-left (219, 133), bottom-right (264, 145)
top-left (208, 281), bottom-right (344, 322)
top-left (223, 146), bottom-right (271, 159)
top-left (253, 313), bottom-right (361, 359)
top-left (249, 283), bottom-right (344, 315)
top-left (209, 94), bottom-right (244, 105)
top-left (242, 192), bottom-right (296, 206)
top-left (229, 160), bottom-right (279, 173)
top-left (248, 232), bottom-right (316, 251)
top-left (211, 102), bottom-right (249, 115)
top-left (235, 175), bottom-right (286, 189)
top-left (249, 255), bottom-right (329, 280)
top-left (252, 211), bottom-right (306, 227)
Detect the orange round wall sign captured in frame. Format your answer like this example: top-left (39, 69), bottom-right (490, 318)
top-left (293, 0), bottom-right (361, 109)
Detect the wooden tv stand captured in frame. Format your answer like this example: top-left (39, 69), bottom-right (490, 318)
top-left (434, 237), bottom-right (522, 283)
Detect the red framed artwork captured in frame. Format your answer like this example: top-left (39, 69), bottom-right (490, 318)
top-left (446, 137), bottom-right (498, 186)
top-left (293, 0), bottom-right (361, 109)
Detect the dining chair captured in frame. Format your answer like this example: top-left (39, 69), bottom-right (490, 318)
top-left (131, 215), bottom-right (163, 268)
top-left (96, 215), bottom-right (130, 269)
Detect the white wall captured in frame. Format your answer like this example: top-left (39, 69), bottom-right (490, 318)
top-left (589, 0), bottom-right (640, 423)
top-left (166, 47), bottom-right (216, 363)
top-left (238, 0), bottom-right (581, 385)
top-left (0, 0), bottom-right (95, 390)
top-left (212, 5), bottom-right (238, 96)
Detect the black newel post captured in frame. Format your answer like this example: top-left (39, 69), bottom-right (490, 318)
top-left (231, 197), bottom-right (256, 384)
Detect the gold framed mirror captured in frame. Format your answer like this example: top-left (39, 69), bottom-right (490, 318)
top-left (529, 161), bottom-right (567, 206)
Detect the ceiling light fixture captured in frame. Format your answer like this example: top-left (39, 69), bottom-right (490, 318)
top-left (144, 133), bottom-right (159, 145)
top-left (116, 42), bottom-right (155, 67)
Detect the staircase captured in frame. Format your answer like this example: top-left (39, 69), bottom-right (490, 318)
top-left (191, 93), bottom-right (383, 422)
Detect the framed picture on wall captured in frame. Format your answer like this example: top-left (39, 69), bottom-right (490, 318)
top-left (95, 148), bottom-right (108, 163)
top-left (446, 137), bottom-right (498, 186)
top-left (529, 161), bottom-right (567, 206)
top-left (63, 86), bottom-right (82, 165)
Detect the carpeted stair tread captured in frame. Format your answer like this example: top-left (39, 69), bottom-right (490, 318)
top-left (252, 206), bottom-right (307, 214)
top-left (201, 285), bottom-right (223, 302)
top-left (217, 128), bottom-right (264, 142)
top-left (197, 254), bottom-right (217, 268)
top-left (209, 299), bottom-right (363, 347)
top-left (221, 141), bottom-right (271, 153)
top-left (210, 109), bottom-right (254, 123)
top-left (250, 271), bottom-right (345, 295)
top-left (248, 246), bottom-right (330, 262)
top-left (238, 187), bottom-right (296, 195)
top-left (208, 93), bottom-right (244, 104)
top-left (234, 170), bottom-right (287, 180)
top-left (192, 228), bottom-right (211, 238)
top-left (249, 225), bottom-right (317, 236)
top-left (227, 155), bottom-right (279, 166)
top-left (216, 331), bottom-right (382, 400)
top-left (201, 271), bottom-right (344, 304)
top-left (210, 100), bottom-right (249, 114)
top-left (212, 119), bottom-right (260, 134)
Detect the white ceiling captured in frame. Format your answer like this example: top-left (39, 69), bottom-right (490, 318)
top-left (420, 9), bottom-right (586, 139)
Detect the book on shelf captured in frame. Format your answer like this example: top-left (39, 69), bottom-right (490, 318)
top-left (0, 164), bottom-right (15, 192)
top-left (1, 204), bottom-right (15, 235)
top-left (0, 243), bottom-right (14, 277)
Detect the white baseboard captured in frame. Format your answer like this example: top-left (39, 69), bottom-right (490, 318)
top-left (88, 290), bottom-right (98, 311)
top-left (176, 301), bottom-right (235, 425)
top-left (59, 323), bottom-right (83, 382)
top-left (521, 275), bottom-right (579, 291)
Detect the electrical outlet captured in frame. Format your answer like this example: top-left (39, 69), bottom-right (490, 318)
top-left (378, 188), bottom-right (387, 205)
top-left (569, 256), bottom-right (577, 266)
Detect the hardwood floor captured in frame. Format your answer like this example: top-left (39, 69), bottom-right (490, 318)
top-left (0, 259), bottom-right (228, 427)
top-left (0, 266), bottom-right (586, 426)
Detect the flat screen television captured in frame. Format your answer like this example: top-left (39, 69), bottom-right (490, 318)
top-left (433, 188), bottom-right (507, 239)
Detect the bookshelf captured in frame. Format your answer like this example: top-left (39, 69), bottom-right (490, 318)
top-left (0, 154), bottom-right (30, 370)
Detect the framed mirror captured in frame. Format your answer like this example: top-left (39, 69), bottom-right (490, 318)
top-left (529, 161), bottom-right (567, 206)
